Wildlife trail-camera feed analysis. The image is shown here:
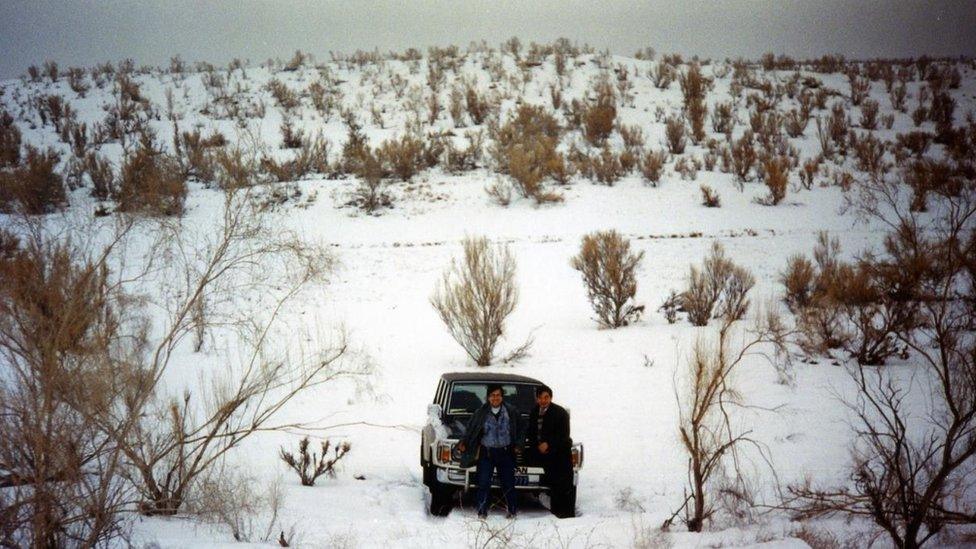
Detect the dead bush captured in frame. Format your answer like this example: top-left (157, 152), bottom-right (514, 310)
top-left (590, 146), bottom-right (625, 185)
top-left (847, 72), bottom-right (871, 106)
top-left (682, 242), bottom-right (755, 326)
top-left (784, 109), bottom-right (809, 138)
top-left (570, 230), bottom-right (645, 328)
top-left (665, 116), bottom-right (687, 154)
top-left (679, 64), bottom-right (710, 143)
top-left (640, 149), bottom-right (667, 186)
top-left (700, 184), bottom-right (721, 207)
top-left (730, 131), bottom-right (756, 184)
top-left (430, 236), bottom-right (519, 366)
top-left (116, 143), bottom-right (187, 216)
top-left (780, 255), bottom-right (817, 313)
top-left (192, 469), bottom-right (288, 544)
top-left (895, 131), bottom-right (933, 160)
top-left (859, 98), bottom-right (880, 130)
top-left (0, 226), bottom-right (143, 547)
top-left (0, 147), bottom-right (66, 214)
top-left (280, 118), bottom-right (304, 149)
top-left (711, 101), bottom-right (735, 137)
top-left (651, 60), bottom-right (674, 89)
top-left (266, 79), bottom-right (300, 111)
top-left (490, 104), bottom-right (563, 203)
top-left (1, 110), bottom-right (22, 167)
top-left (84, 152), bottom-right (115, 200)
top-left (582, 84), bottom-right (617, 146)
top-left (758, 155), bottom-right (790, 205)
top-left (378, 133), bottom-right (424, 182)
top-left (280, 437), bottom-right (350, 486)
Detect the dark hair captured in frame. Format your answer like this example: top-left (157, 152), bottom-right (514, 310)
top-left (486, 384), bottom-right (504, 396)
top-left (536, 385), bottom-right (552, 398)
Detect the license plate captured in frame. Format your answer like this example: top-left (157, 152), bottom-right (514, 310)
top-left (492, 475), bottom-right (530, 486)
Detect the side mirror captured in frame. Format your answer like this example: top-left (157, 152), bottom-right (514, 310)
top-left (427, 403), bottom-right (443, 419)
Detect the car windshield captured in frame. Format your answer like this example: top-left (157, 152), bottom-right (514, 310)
top-left (446, 382), bottom-right (537, 416)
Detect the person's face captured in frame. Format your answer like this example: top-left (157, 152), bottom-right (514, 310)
top-left (536, 391), bottom-right (552, 409)
top-left (488, 389), bottom-right (503, 407)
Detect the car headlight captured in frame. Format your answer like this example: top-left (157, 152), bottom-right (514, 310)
top-left (438, 442), bottom-right (453, 464)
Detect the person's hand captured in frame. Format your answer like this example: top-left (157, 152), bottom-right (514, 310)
top-left (538, 442), bottom-right (549, 454)
top-left (456, 442), bottom-right (466, 453)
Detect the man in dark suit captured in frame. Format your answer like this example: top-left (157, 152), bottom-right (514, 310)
top-left (527, 385), bottom-right (575, 518)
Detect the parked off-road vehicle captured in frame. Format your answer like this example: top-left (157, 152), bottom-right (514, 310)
top-left (420, 372), bottom-right (584, 516)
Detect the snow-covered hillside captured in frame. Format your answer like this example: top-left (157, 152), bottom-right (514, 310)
top-left (2, 45), bottom-right (975, 547)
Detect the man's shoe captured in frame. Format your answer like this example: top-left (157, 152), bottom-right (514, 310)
top-left (477, 512), bottom-right (488, 520)
top-left (505, 512), bottom-right (517, 520)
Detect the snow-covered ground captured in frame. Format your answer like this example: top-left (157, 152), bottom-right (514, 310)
top-left (2, 49), bottom-right (975, 547)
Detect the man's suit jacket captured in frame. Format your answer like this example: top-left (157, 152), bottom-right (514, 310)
top-left (527, 402), bottom-right (572, 479)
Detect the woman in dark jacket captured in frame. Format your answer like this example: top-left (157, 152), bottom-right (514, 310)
top-left (527, 385), bottom-right (574, 518)
top-left (456, 384), bottom-right (525, 519)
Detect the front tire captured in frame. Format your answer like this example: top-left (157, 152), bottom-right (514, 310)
top-left (424, 464), bottom-right (454, 516)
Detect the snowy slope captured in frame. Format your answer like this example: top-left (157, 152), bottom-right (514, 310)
top-left (2, 49), bottom-right (975, 547)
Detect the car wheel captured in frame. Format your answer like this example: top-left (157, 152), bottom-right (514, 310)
top-left (428, 481), bottom-right (454, 517)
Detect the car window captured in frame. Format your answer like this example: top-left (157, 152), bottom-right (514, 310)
top-left (446, 383), bottom-right (537, 416)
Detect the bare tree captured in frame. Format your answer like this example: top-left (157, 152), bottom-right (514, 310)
top-left (430, 236), bottom-right (518, 366)
top-left (785, 174), bottom-right (976, 548)
top-left (667, 308), bottom-right (789, 532)
top-left (116, 185), bottom-right (361, 516)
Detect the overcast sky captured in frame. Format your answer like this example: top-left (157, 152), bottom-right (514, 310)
top-left (1, 1), bottom-right (974, 78)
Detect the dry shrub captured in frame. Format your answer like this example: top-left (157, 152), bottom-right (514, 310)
top-left (682, 242), bottom-right (755, 326)
top-left (0, 147), bottom-right (66, 214)
top-left (799, 157), bottom-right (820, 190)
top-left (570, 230), bottom-right (645, 328)
top-left (465, 85), bottom-right (491, 125)
top-left (484, 177), bottom-right (513, 206)
top-left (349, 150), bottom-right (389, 213)
top-left (651, 59), bottom-right (674, 89)
top-left (895, 131), bottom-right (933, 160)
top-left (619, 124), bottom-right (645, 151)
top-left (852, 132), bottom-right (888, 179)
top-left (0, 229), bottom-right (141, 547)
top-left (116, 144), bottom-right (187, 216)
top-left (590, 146), bottom-right (625, 185)
top-left (279, 437), bottom-right (350, 486)
top-left (263, 133), bottom-right (332, 183)
top-left (792, 525), bottom-right (842, 549)
top-left (673, 156), bottom-right (695, 180)
top-left (904, 159), bottom-right (957, 212)
top-left (679, 63), bottom-right (710, 143)
top-left (377, 133), bottom-right (424, 181)
top-left (174, 126), bottom-right (226, 183)
top-left (859, 98), bottom-right (880, 130)
top-left (1, 110), bottom-right (22, 167)
top-left (84, 152), bottom-right (115, 200)
top-left (490, 104), bottom-right (563, 203)
top-left (700, 184), bottom-right (720, 207)
top-left (582, 83), bottom-right (617, 146)
top-left (784, 109), bottom-right (809, 137)
top-left (430, 236), bottom-right (518, 366)
top-left (780, 255), bottom-right (817, 313)
top-left (266, 78), bottom-right (299, 111)
top-left (711, 101), bottom-right (735, 137)
top-left (665, 116), bottom-right (687, 154)
top-left (847, 72), bottom-right (871, 106)
top-left (758, 155), bottom-right (790, 205)
top-left (192, 469), bottom-right (288, 544)
top-left (730, 131), bottom-right (756, 183)
top-left (279, 118), bottom-right (304, 149)
top-left (640, 149), bottom-right (667, 186)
